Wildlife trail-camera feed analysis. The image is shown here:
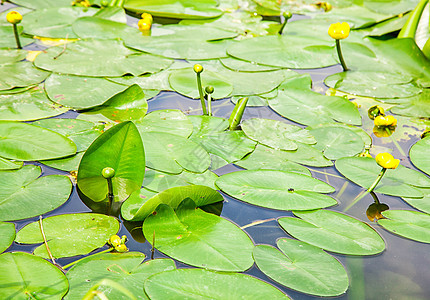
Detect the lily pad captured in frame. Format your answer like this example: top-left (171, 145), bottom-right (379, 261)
top-left (241, 118), bottom-right (316, 151)
top-left (45, 73), bottom-right (129, 110)
top-left (378, 210), bottom-right (430, 243)
top-left (308, 125), bottom-right (364, 160)
top-left (0, 157), bottom-right (23, 170)
top-left (0, 165), bottom-right (72, 221)
top-left (0, 222), bottom-right (15, 253)
top-left (220, 57), bottom-right (281, 72)
top-left (144, 268), bottom-right (290, 299)
top-left (143, 199), bottom-right (254, 272)
top-left (77, 121), bottom-right (145, 202)
top-left (9, 0), bottom-right (72, 9)
top-left (402, 187), bottom-right (430, 214)
top-left (66, 253), bottom-right (175, 299)
top-left (35, 39), bottom-right (173, 77)
top-left (169, 67), bottom-right (233, 99)
top-left (0, 86), bottom-right (68, 121)
top-left (410, 136), bottom-right (430, 175)
top-left (216, 170), bottom-right (337, 211)
top-left (0, 25), bottom-right (34, 49)
top-left (0, 121), bottom-right (77, 161)
top-left (120, 188), bottom-right (158, 221)
top-left (253, 239), bottom-right (349, 297)
top-left (0, 252), bottom-right (68, 299)
top-left (278, 210), bottom-right (386, 255)
top-left (41, 152), bottom-right (84, 172)
top-left (389, 89), bottom-right (430, 118)
top-left (72, 16), bottom-right (140, 40)
top-left (0, 61), bottom-right (49, 92)
top-left (135, 109), bottom-right (193, 138)
top-left (15, 213), bottom-right (119, 258)
top-left (141, 131), bottom-right (210, 174)
top-left (124, 0), bottom-right (223, 19)
top-left (335, 157), bottom-right (430, 198)
top-left (269, 74), bottom-right (361, 126)
top-left (123, 185), bottom-right (223, 221)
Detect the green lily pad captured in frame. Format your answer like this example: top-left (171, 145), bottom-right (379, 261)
top-left (86, 84), bottom-right (148, 122)
top-left (389, 89), bottom-right (430, 118)
top-left (402, 187), bottom-right (430, 214)
top-left (253, 239), bottom-right (349, 297)
top-left (236, 143), bottom-right (332, 169)
top-left (410, 137), bottom-right (430, 175)
top-left (0, 222), bottom-right (15, 253)
top-left (45, 73), bottom-right (129, 110)
top-left (124, 0), bottom-right (223, 19)
top-left (0, 25), bottom-right (34, 49)
top-left (378, 210), bottom-right (430, 243)
top-left (169, 67), bottom-right (233, 99)
top-left (220, 57), bottom-right (281, 72)
top-left (335, 157), bottom-right (430, 198)
top-left (0, 165), bottom-right (72, 221)
top-left (216, 170), bottom-right (337, 211)
top-left (9, 0), bottom-right (71, 9)
top-left (141, 131), bottom-right (210, 174)
top-left (242, 118), bottom-right (316, 151)
top-left (125, 25), bottom-right (236, 60)
top-left (15, 213), bottom-right (119, 258)
top-left (0, 157), bottom-right (23, 170)
top-left (0, 252), bottom-right (68, 299)
top-left (123, 185), bottom-right (223, 221)
top-left (0, 121), bottom-right (77, 161)
top-left (0, 49), bottom-right (27, 64)
top-left (42, 152), bottom-right (84, 172)
top-left (143, 169), bottom-right (218, 192)
top-left (22, 7), bottom-right (98, 38)
top-left (143, 199), bottom-right (254, 272)
top-left (278, 210), bottom-right (386, 255)
top-left (269, 74), bottom-right (361, 126)
top-left (144, 268), bottom-right (290, 299)
top-left (308, 125), bottom-right (364, 160)
top-left (66, 253), bottom-right (175, 299)
top-left (77, 121), bottom-right (145, 202)
top-left (35, 39), bottom-right (173, 77)
top-left (135, 109), bottom-right (193, 138)
top-left (363, 0), bottom-right (420, 15)
top-left (227, 35), bottom-right (337, 69)
top-left (120, 188), bottom-right (158, 221)
top-left (72, 16), bottom-right (140, 40)
top-left (0, 86), bottom-right (68, 121)
top-left (0, 61), bottom-right (49, 92)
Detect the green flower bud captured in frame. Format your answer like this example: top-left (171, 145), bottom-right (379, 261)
top-left (102, 167), bottom-right (115, 179)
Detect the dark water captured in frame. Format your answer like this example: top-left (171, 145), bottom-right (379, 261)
top-left (3, 2), bottom-right (430, 299)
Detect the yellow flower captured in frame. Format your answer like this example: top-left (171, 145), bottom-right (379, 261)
top-left (115, 244), bottom-right (128, 253)
top-left (375, 152), bottom-right (400, 169)
top-left (328, 22), bottom-right (350, 40)
top-left (138, 13), bottom-right (153, 31)
top-left (373, 126), bottom-right (393, 137)
top-left (6, 11), bottom-right (22, 24)
top-left (374, 115), bottom-right (397, 127)
top-left (108, 235), bottom-right (122, 248)
top-left (193, 64), bottom-right (203, 74)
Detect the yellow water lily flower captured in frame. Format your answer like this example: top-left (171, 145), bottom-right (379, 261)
top-left (193, 64), bottom-right (204, 74)
top-left (374, 115), bottom-right (397, 127)
top-left (375, 152), bottom-right (400, 169)
top-left (6, 11), bottom-right (22, 24)
top-left (138, 13), bottom-right (153, 31)
top-left (108, 235), bottom-right (122, 248)
top-left (328, 22), bottom-right (350, 40)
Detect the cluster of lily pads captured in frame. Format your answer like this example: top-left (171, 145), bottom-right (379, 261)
top-left (0, 0), bottom-right (430, 299)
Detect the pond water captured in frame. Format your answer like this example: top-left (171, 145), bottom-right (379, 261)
top-left (2, 1), bottom-right (430, 299)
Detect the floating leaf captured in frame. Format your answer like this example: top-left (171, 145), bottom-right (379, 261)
top-left (0, 121), bottom-right (76, 161)
top-left (0, 157), bottom-right (23, 170)
top-left (15, 213), bottom-right (119, 258)
top-left (389, 89), bottom-right (430, 118)
top-left (144, 269), bottom-right (290, 299)
top-left (35, 39), bottom-right (173, 77)
top-left (42, 152), bottom-right (84, 172)
top-left (72, 16), bottom-right (140, 40)
top-left (410, 136), bottom-right (430, 175)
top-left (45, 73), bottom-right (129, 110)
top-left (216, 170), bottom-right (337, 211)
top-left (0, 222), bottom-right (15, 253)
top-left (77, 121), bottom-right (145, 202)
top-left (0, 25), bottom-right (35, 49)
top-left (220, 57), bottom-right (281, 72)
top-left (0, 61), bottom-right (49, 92)
top-left (9, 0), bottom-right (73, 9)
top-left (402, 187), bottom-right (430, 214)
top-left (0, 165), bottom-right (72, 221)
top-left (242, 118), bottom-right (316, 151)
top-left (120, 188), bottom-right (158, 221)
top-left (378, 210), bottom-right (430, 243)
top-left (143, 199), bottom-right (254, 272)
top-left (269, 74), bottom-right (361, 126)
top-left (254, 239), bottom-right (349, 297)
top-left (135, 109), bottom-right (193, 138)
top-left (141, 131), bottom-right (210, 174)
top-left (278, 210), bottom-right (385, 255)
top-left (66, 253), bottom-right (175, 299)
top-left (123, 185), bottom-right (223, 221)
top-left (308, 125), bottom-right (364, 160)
top-left (0, 252), bottom-right (68, 299)
top-left (335, 157), bottom-right (430, 198)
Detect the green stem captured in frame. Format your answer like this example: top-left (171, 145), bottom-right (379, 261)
top-left (196, 73), bottom-right (207, 115)
top-left (344, 168), bottom-right (386, 212)
top-left (107, 177), bottom-right (114, 214)
top-left (229, 97), bottom-right (248, 130)
top-left (62, 248), bottom-right (113, 269)
top-left (385, 128), bottom-right (406, 156)
top-left (398, 0), bottom-right (428, 38)
top-left (12, 24), bottom-right (22, 49)
top-left (278, 19), bottom-right (288, 35)
top-left (335, 39), bottom-right (348, 71)
top-left (207, 93), bottom-right (212, 116)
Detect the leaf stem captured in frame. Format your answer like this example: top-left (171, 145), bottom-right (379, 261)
top-left (62, 247), bottom-right (113, 270)
top-left (335, 39), bottom-right (348, 71)
top-left (12, 24), bottom-right (21, 49)
top-left (386, 128), bottom-right (406, 156)
top-left (196, 73), bottom-right (207, 115)
top-left (39, 216), bottom-right (56, 265)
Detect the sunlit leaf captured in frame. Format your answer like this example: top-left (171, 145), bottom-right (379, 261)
top-left (0, 222), bottom-right (15, 253)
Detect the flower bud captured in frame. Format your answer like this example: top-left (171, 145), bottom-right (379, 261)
top-left (205, 86), bottom-right (214, 94)
top-left (193, 64), bottom-right (203, 74)
top-left (328, 22), bottom-right (350, 40)
top-left (102, 167), bottom-right (115, 179)
top-left (109, 235), bottom-right (122, 248)
top-left (115, 244), bottom-right (128, 253)
top-left (138, 13), bottom-right (153, 32)
top-left (6, 11), bottom-right (22, 25)
top-left (368, 105), bottom-right (385, 120)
